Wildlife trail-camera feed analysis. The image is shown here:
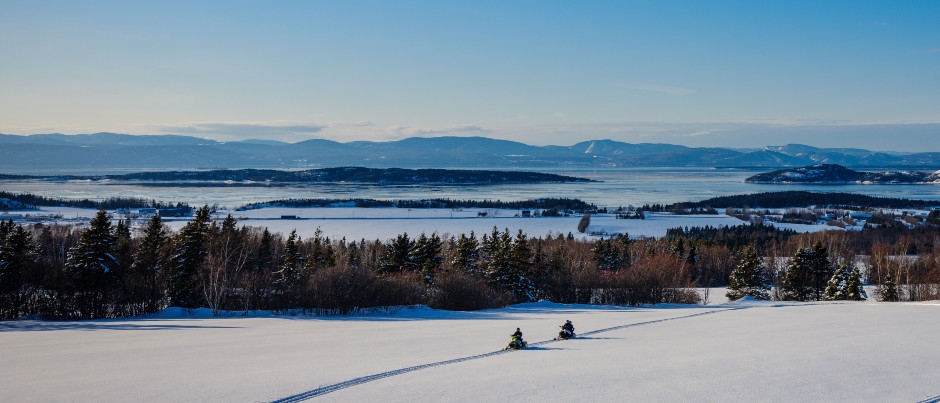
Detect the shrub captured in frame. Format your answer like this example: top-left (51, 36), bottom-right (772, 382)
top-left (428, 271), bottom-right (511, 311)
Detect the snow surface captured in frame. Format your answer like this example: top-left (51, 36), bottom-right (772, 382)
top-left (1, 298), bottom-right (938, 402)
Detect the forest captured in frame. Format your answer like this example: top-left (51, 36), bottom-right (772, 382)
top-left (1, 204), bottom-right (939, 320)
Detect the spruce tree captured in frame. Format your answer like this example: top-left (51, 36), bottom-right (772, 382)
top-left (879, 275), bottom-right (900, 302)
top-left (66, 209), bottom-right (118, 318)
top-left (378, 233), bottom-right (413, 274)
top-left (809, 241), bottom-right (834, 301)
top-left (451, 232), bottom-right (480, 276)
top-left (278, 229), bottom-right (303, 286)
top-left (169, 205), bottom-right (211, 308)
top-left (508, 230), bottom-right (535, 302)
top-left (823, 264), bottom-right (867, 301)
top-left (726, 244), bottom-right (769, 301)
top-left (782, 247), bottom-right (814, 301)
top-left (0, 224), bottom-right (34, 318)
top-left (410, 233), bottom-right (442, 285)
top-left (131, 214), bottom-right (168, 313)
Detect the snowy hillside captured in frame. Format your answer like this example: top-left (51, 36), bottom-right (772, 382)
top-left (1, 300), bottom-right (938, 401)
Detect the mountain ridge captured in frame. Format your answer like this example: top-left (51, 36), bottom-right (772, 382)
top-left (1, 133), bottom-right (937, 172)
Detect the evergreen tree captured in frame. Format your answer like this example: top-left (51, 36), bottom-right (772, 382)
top-left (451, 232), bottom-right (480, 276)
top-left (0, 224), bottom-right (35, 318)
top-left (131, 214), bottom-right (168, 313)
top-left (378, 233), bottom-right (414, 274)
top-left (484, 228), bottom-right (534, 302)
top-left (781, 247), bottom-right (814, 301)
top-left (278, 229), bottom-right (304, 286)
top-left (823, 264), bottom-right (867, 301)
top-left (248, 228), bottom-right (275, 310)
top-left (169, 205), bottom-right (211, 308)
top-left (346, 239), bottom-right (361, 269)
top-left (782, 242), bottom-right (833, 301)
top-left (66, 209), bottom-right (118, 318)
top-left (484, 228), bottom-right (512, 286)
top-left (592, 238), bottom-right (621, 272)
top-left (507, 230), bottom-right (535, 302)
top-left (304, 228), bottom-right (334, 272)
top-left (410, 233), bottom-right (442, 285)
top-left (879, 275), bottom-right (900, 302)
top-left (726, 244), bottom-right (769, 301)
top-left (686, 244), bottom-right (700, 266)
top-left (809, 241), bottom-right (834, 301)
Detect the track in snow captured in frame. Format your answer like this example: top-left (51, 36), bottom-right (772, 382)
top-left (269, 307), bottom-right (743, 402)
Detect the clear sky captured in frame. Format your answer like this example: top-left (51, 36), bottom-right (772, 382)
top-left (1, 0), bottom-right (938, 151)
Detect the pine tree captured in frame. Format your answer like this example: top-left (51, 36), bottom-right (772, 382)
top-left (131, 214), bottom-right (168, 313)
top-left (879, 275), bottom-right (900, 302)
top-left (248, 228), bottom-right (274, 310)
top-left (809, 241), bottom-right (834, 301)
top-left (66, 209), bottom-right (118, 318)
top-left (452, 232), bottom-right (480, 276)
top-left (410, 233), bottom-right (443, 285)
top-left (278, 229), bottom-right (304, 286)
top-left (823, 264), bottom-right (867, 301)
top-left (782, 247), bottom-right (814, 301)
top-left (508, 230), bottom-right (535, 302)
top-left (378, 233), bottom-right (413, 274)
top-left (592, 238), bottom-right (621, 272)
top-left (0, 224), bottom-right (35, 318)
top-left (304, 228), bottom-right (334, 272)
top-left (726, 244), bottom-right (769, 301)
top-left (169, 205), bottom-right (211, 308)
top-left (782, 242), bottom-right (834, 301)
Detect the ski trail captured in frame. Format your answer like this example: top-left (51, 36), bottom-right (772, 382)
top-left (269, 306), bottom-right (744, 402)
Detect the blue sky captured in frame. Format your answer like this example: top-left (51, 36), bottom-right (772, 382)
top-left (1, 0), bottom-right (938, 151)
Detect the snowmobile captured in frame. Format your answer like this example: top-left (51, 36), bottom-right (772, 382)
top-left (505, 335), bottom-right (527, 350)
top-left (556, 327), bottom-right (576, 340)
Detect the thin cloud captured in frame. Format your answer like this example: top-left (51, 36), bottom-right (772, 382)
top-left (330, 121), bottom-right (375, 127)
top-left (387, 125), bottom-right (490, 138)
top-left (928, 48), bottom-right (940, 53)
top-left (615, 82), bottom-right (694, 96)
top-left (160, 122), bottom-right (326, 138)
top-left (687, 129), bottom-right (722, 137)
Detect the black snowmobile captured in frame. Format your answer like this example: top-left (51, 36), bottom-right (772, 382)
top-left (556, 327), bottom-right (576, 340)
top-left (556, 321), bottom-right (576, 340)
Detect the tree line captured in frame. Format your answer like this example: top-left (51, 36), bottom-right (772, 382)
top-left (654, 191), bottom-right (934, 212)
top-left (1, 207), bottom-right (939, 320)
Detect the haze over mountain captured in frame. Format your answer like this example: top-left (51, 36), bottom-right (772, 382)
top-left (1, 133), bottom-right (938, 173)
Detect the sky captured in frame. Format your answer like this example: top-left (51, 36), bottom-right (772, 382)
top-left (1, 0), bottom-right (939, 151)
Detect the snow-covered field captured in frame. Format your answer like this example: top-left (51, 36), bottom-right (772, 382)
top-left (6, 206), bottom-right (931, 401)
top-left (7, 206), bottom-right (828, 241)
top-left (1, 297), bottom-right (938, 402)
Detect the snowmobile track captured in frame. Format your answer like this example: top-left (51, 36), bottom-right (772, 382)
top-left (269, 307), bottom-right (743, 402)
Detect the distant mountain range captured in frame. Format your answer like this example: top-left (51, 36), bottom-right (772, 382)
top-left (745, 164), bottom-right (940, 184)
top-left (1, 133), bottom-right (939, 173)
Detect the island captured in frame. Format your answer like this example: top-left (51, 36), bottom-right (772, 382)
top-left (0, 167), bottom-right (594, 186)
top-left (745, 164), bottom-right (940, 184)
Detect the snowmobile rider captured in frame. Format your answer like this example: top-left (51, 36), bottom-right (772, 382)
top-left (562, 320), bottom-right (574, 334)
top-left (512, 327), bottom-right (523, 340)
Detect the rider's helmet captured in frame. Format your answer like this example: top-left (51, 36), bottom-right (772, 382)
top-left (516, 327), bottom-right (520, 331)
